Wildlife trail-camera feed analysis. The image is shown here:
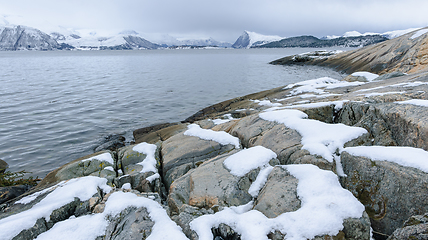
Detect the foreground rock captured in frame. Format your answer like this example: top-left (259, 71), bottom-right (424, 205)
top-left (0, 159), bottom-right (8, 173)
top-left (387, 213), bottom-right (428, 240)
top-left (2, 48), bottom-right (428, 239)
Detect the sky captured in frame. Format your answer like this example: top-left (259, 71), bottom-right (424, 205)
top-left (0, 0), bottom-right (427, 43)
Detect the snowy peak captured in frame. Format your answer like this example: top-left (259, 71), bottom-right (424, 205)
top-left (0, 25), bottom-right (60, 50)
top-left (52, 30), bottom-right (160, 50)
top-left (232, 31), bottom-right (283, 49)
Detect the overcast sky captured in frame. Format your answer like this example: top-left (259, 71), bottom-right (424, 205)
top-left (1, 0), bottom-right (427, 42)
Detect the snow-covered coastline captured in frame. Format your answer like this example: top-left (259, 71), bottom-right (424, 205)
top-left (2, 29), bottom-right (428, 240)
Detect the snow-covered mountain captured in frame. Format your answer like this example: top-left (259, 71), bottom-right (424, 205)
top-left (232, 31), bottom-right (283, 49)
top-left (51, 30), bottom-right (160, 50)
top-left (0, 25), bottom-right (61, 50)
top-left (322, 27), bottom-right (421, 40)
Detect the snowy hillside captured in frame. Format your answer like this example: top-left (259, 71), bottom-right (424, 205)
top-left (52, 30), bottom-right (160, 50)
top-left (323, 27), bottom-right (421, 40)
top-left (0, 25), bottom-right (60, 50)
top-left (232, 31), bottom-right (283, 49)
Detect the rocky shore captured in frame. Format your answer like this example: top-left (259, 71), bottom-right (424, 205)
top-left (1, 28), bottom-right (428, 240)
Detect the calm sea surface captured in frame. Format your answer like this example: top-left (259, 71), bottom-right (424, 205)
top-left (0, 48), bottom-right (350, 177)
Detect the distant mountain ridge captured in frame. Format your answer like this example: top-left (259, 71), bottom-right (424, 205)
top-left (0, 21), bottom-right (422, 51)
top-left (0, 25), bottom-right (62, 50)
top-left (256, 35), bottom-right (388, 48)
top-left (232, 31), bottom-right (282, 49)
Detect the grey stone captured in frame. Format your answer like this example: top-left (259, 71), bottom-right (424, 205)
top-left (161, 132), bottom-right (236, 188)
top-left (0, 159), bottom-right (8, 173)
top-left (253, 166), bottom-right (301, 218)
top-left (387, 213), bottom-right (428, 240)
top-left (340, 151), bottom-right (428, 236)
top-left (374, 71), bottom-right (406, 81)
top-left (337, 101), bottom-right (428, 151)
top-left (168, 151), bottom-right (252, 215)
top-left (37, 151), bottom-right (116, 188)
top-left (12, 218), bottom-right (48, 240)
top-left (104, 206), bottom-right (155, 240)
top-left (0, 185), bottom-right (31, 205)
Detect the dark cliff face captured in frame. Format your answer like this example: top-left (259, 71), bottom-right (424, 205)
top-left (232, 31), bottom-right (251, 49)
top-left (0, 25), bottom-right (60, 51)
top-left (256, 35), bottom-right (388, 48)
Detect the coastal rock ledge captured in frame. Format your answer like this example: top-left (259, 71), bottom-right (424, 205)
top-left (1, 28), bottom-right (428, 240)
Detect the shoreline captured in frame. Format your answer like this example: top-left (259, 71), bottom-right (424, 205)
top-left (1, 30), bottom-right (428, 239)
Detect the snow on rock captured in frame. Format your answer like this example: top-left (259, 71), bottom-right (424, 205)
top-left (251, 99), bottom-right (282, 107)
top-left (343, 146), bottom-right (428, 173)
top-left (285, 77), bottom-right (365, 96)
top-left (223, 146), bottom-right (277, 177)
top-left (356, 81), bottom-right (428, 93)
top-left (0, 176), bottom-right (112, 240)
top-left (248, 166), bottom-right (274, 197)
top-left (359, 91), bottom-right (404, 97)
top-left (285, 100), bottom-right (349, 111)
top-left (184, 123), bottom-right (240, 149)
top-left (81, 152), bottom-right (114, 165)
top-left (396, 99), bottom-right (428, 107)
top-left (259, 109), bottom-right (367, 162)
top-left (211, 113), bottom-right (236, 125)
top-left (190, 164), bottom-right (365, 240)
top-left (351, 71), bottom-right (379, 81)
top-left (410, 28), bottom-right (428, 40)
top-left (132, 142), bottom-right (158, 174)
top-left (35, 191), bottom-right (189, 240)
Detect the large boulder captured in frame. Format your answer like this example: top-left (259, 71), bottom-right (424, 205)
top-left (340, 151), bottom-right (428, 236)
top-left (168, 151), bottom-right (253, 215)
top-left (338, 101), bottom-right (428, 151)
top-left (161, 132), bottom-right (236, 188)
top-left (387, 213), bottom-right (428, 240)
top-left (0, 159), bottom-right (8, 173)
top-left (253, 166), bottom-right (300, 218)
top-left (103, 206), bottom-right (155, 240)
top-left (229, 113), bottom-right (336, 171)
top-left (253, 166), bottom-right (371, 240)
top-left (37, 151), bottom-right (116, 189)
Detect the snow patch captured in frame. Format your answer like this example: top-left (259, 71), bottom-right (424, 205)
top-left (410, 28), bottom-right (428, 39)
top-left (260, 109), bottom-right (367, 162)
top-left (343, 146), bottom-right (428, 173)
top-left (248, 166), bottom-right (274, 197)
top-left (351, 72), bottom-right (379, 81)
top-left (285, 77), bottom-right (365, 96)
top-left (35, 191), bottom-right (189, 240)
top-left (396, 99), bottom-right (428, 107)
top-left (251, 99), bottom-right (282, 107)
top-left (190, 164), bottom-right (365, 240)
top-left (184, 124), bottom-right (240, 149)
top-left (223, 146), bottom-right (277, 177)
top-left (132, 142), bottom-right (158, 174)
top-left (0, 177), bottom-right (112, 240)
top-left (82, 152), bottom-right (114, 165)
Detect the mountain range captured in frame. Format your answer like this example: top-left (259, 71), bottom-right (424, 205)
top-left (0, 23), bottom-right (422, 51)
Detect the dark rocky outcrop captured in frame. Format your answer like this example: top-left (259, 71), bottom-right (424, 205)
top-left (0, 159), bottom-right (8, 173)
top-left (271, 27), bottom-right (428, 74)
top-left (257, 35), bottom-right (388, 48)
